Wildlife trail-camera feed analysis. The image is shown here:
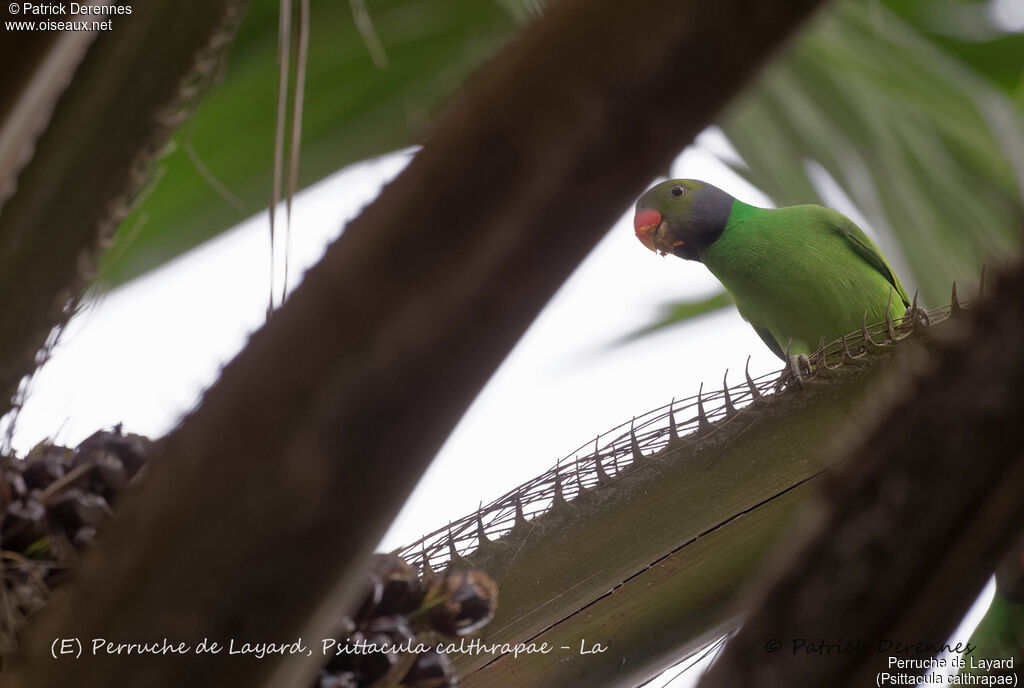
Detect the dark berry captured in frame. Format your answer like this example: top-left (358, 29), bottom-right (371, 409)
top-left (427, 570), bottom-right (498, 637)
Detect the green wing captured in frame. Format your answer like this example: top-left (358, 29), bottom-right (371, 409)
top-left (826, 209), bottom-right (911, 308)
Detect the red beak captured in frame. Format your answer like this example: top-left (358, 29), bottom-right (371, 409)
top-left (633, 208), bottom-right (662, 252)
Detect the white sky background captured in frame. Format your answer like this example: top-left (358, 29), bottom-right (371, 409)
top-left (4, 129), bottom-right (993, 687)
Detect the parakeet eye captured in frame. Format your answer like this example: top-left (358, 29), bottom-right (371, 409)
top-left (670, 185), bottom-right (686, 198)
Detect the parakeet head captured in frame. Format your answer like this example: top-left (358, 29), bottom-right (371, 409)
top-left (633, 179), bottom-right (735, 261)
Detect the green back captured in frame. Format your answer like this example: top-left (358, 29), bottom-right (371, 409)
top-left (827, 211), bottom-right (911, 308)
top-left (699, 201), bottom-right (912, 358)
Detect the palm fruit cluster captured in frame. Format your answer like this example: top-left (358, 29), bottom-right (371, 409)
top-left (0, 428), bottom-right (151, 657)
top-left (0, 428), bottom-right (499, 687)
top-left (314, 554), bottom-right (499, 688)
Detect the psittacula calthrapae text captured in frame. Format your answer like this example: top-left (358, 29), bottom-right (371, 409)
top-left (634, 179), bottom-right (910, 360)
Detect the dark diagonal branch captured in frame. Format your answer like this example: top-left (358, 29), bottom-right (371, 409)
top-left (0, 0), bottom-right (249, 420)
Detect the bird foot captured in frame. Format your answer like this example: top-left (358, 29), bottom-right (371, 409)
top-left (775, 354), bottom-right (812, 392)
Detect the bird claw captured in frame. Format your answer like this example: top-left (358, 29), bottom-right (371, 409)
top-left (775, 354), bottom-right (812, 392)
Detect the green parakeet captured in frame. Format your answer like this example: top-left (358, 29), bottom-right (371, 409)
top-left (633, 179), bottom-right (910, 359)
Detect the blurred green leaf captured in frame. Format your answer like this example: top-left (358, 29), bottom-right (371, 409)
top-left (718, 0), bottom-right (1024, 305)
top-left (100, 0), bottom-right (523, 285)
top-left (615, 291), bottom-right (734, 345)
top-left (880, 0), bottom-right (1024, 94)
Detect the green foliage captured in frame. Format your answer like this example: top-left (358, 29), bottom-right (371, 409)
top-left (881, 0), bottom-right (1024, 95)
top-left (99, 0), bottom-right (523, 285)
top-left (615, 291), bottom-right (734, 344)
